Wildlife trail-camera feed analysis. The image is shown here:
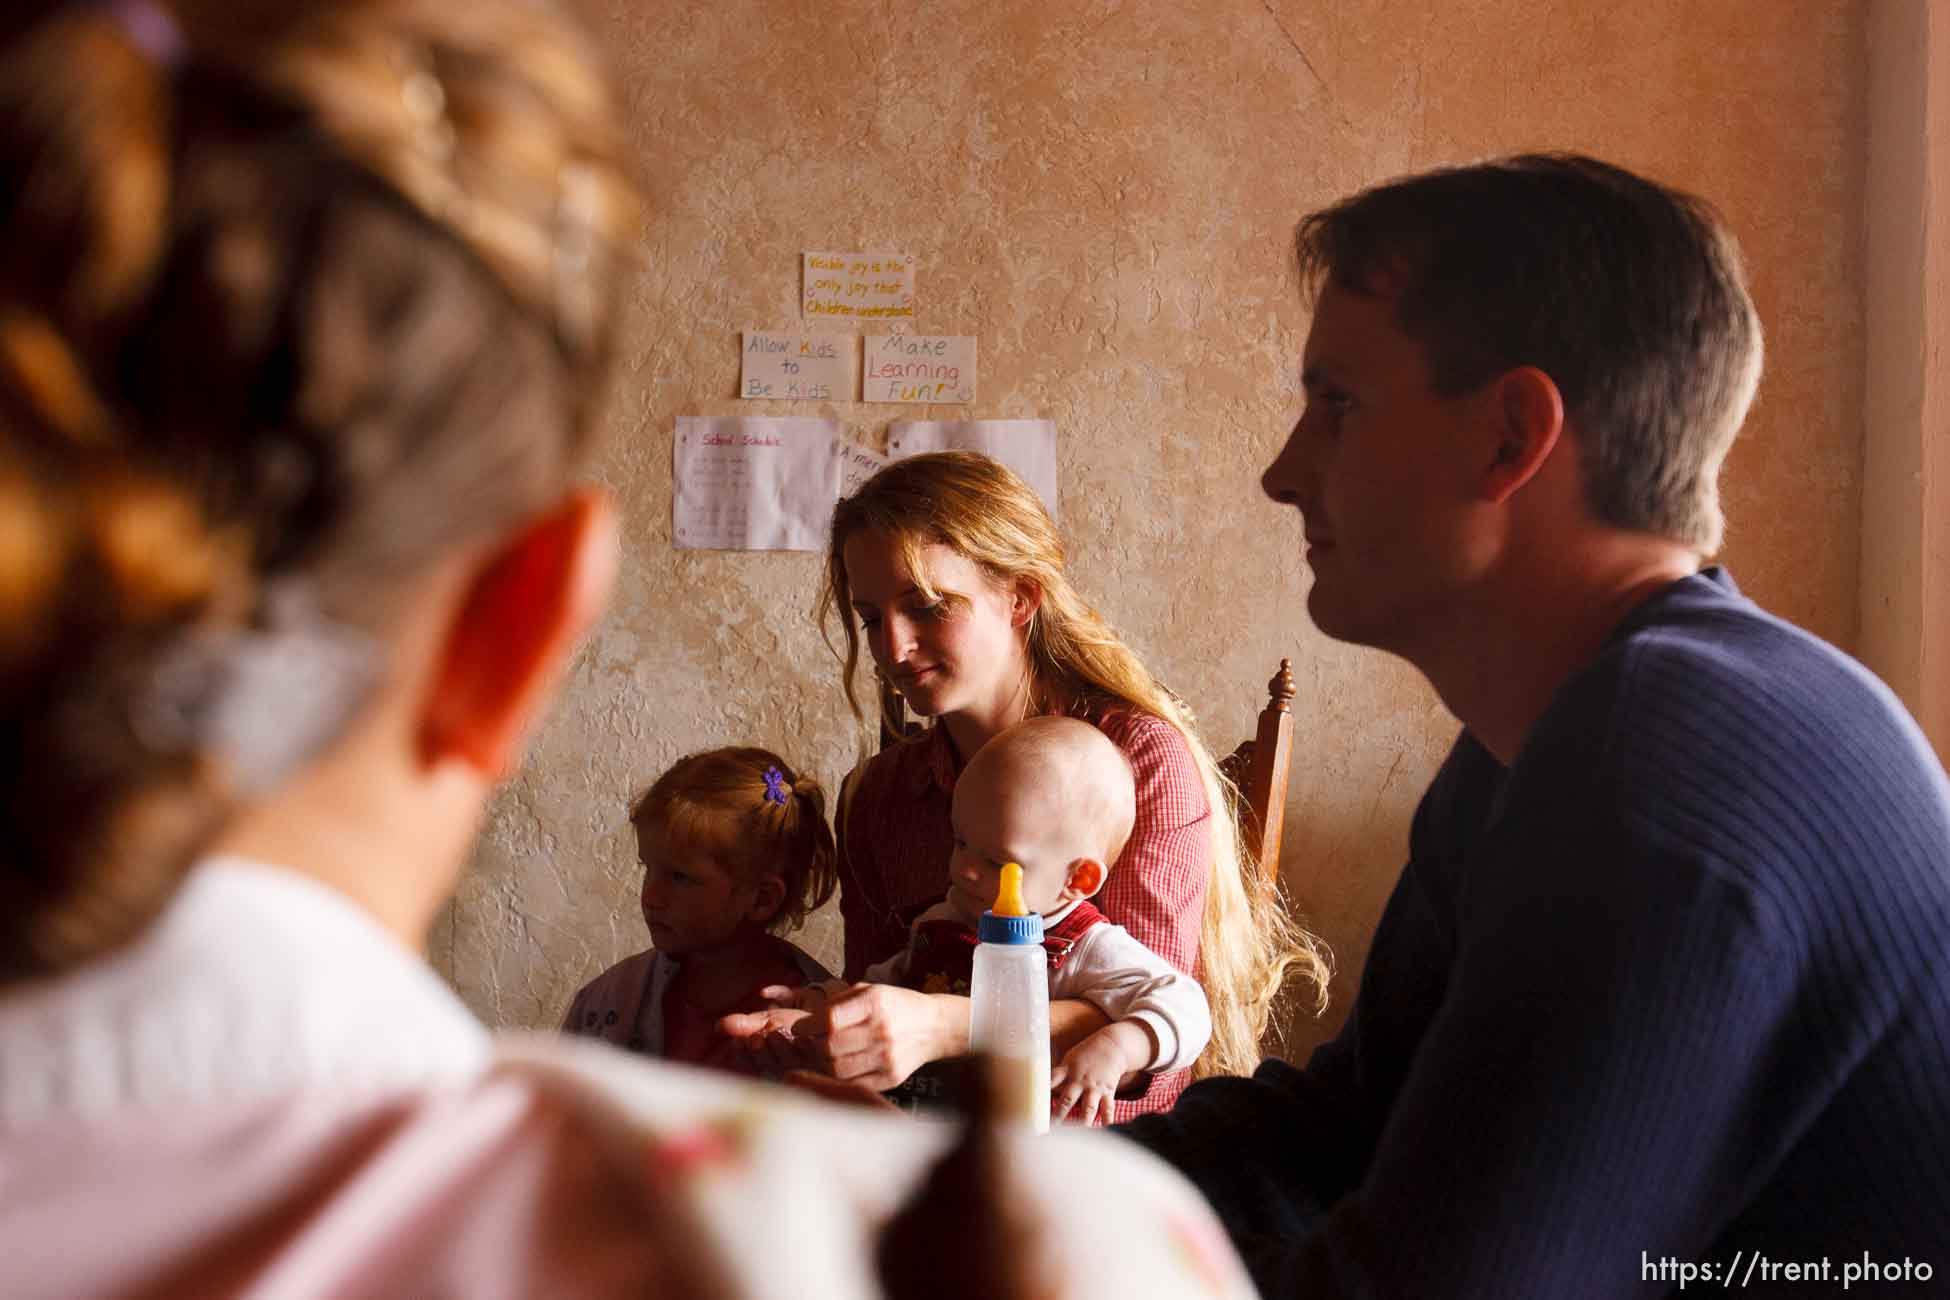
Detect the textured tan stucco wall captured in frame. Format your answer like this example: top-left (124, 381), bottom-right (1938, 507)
top-left (432, 0), bottom-right (1868, 1062)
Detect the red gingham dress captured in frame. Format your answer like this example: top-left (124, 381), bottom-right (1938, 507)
top-left (837, 705), bottom-right (1212, 1120)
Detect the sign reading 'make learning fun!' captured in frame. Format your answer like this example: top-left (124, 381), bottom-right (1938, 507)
top-left (863, 334), bottom-right (975, 404)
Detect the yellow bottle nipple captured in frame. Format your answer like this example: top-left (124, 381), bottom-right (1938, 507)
top-left (992, 862), bottom-right (1027, 916)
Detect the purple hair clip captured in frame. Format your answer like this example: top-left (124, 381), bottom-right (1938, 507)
top-left (762, 765), bottom-right (790, 807)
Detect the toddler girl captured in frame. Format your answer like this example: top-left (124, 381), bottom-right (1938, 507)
top-left (563, 747), bottom-right (835, 1077)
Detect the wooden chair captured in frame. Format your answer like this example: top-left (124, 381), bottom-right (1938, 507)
top-left (1220, 658), bottom-right (1297, 893)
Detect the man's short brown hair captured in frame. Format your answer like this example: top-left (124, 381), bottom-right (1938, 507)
top-left (1296, 153), bottom-right (1763, 554)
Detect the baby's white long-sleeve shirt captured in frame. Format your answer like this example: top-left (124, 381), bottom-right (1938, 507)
top-left (867, 899), bottom-right (1212, 1075)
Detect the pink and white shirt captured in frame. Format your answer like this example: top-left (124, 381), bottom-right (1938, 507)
top-left (0, 857), bottom-right (1253, 1299)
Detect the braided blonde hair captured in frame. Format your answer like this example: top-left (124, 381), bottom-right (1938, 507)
top-left (0, 0), bottom-right (636, 981)
top-left (821, 451), bottom-right (1331, 1077)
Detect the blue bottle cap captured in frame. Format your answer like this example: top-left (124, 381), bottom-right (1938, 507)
top-left (978, 910), bottom-right (1045, 944)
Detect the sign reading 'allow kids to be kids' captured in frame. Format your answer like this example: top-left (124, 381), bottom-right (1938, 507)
top-left (740, 331), bottom-right (853, 400)
top-left (802, 251), bottom-right (915, 322)
top-left (863, 334), bottom-right (976, 404)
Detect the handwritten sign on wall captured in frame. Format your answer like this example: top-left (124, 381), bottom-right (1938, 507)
top-left (802, 251), bottom-right (915, 322)
top-left (838, 440), bottom-right (889, 495)
top-left (863, 334), bottom-right (976, 404)
top-left (889, 419), bottom-right (1057, 518)
top-left (740, 331), bottom-right (853, 400)
top-left (674, 416), bottom-right (841, 551)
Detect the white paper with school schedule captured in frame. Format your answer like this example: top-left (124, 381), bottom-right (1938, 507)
top-left (672, 416), bottom-right (842, 551)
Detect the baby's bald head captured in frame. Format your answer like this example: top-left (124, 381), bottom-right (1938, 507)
top-left (960, 716), bottom-right (1136, 873)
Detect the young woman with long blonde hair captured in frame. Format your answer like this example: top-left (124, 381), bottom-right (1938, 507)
top-left (732, 450), bottom-right (1329, 1122)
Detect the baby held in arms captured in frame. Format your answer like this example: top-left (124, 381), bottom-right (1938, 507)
top-left (563, 748), bottom-right (835, 1075)
top-left (867, 717), bottom-right (1212, 1125)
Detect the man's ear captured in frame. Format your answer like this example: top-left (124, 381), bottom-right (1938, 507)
top-left (418, 490), bottom-right (618, 779)
top-left (1065, 857), bottom-right (1107, 899)
top-left (1480, 366), bottom-right (1566, 505)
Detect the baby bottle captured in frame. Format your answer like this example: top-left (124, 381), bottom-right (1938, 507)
top-left (968, 862), bottom-right (1051, 1132)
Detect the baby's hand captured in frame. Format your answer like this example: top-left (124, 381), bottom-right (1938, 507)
top-left (1050, 1030), bottom-right (1136, 1127)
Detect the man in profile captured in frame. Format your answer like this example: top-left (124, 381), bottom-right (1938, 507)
top-left (1123, 154), bottom-right (1950, 1298)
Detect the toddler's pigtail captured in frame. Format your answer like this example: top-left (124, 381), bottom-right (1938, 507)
top-left (757, 761), bottom-right (834, 934)
top-left (776, 774), bottom-right (837, 933)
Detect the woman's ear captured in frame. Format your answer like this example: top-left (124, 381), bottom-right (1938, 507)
top-left (418, 490), bottom-right (618, 779)
top-left (1010, 577), bottom-right (1043, 629)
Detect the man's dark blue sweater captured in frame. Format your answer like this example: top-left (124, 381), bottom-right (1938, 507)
top-left (1124, 570), bottom-right (1950, 1297)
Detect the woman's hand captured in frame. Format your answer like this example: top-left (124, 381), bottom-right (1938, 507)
top-left (820, 984), bottom-right (968, 1090)
top-left (721, 981), bottom-right (969, 1091)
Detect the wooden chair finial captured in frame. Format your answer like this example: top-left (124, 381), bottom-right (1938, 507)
top-left (1235, 657), bottom-right (1298, 893)
top-left (1269, 658), bottom-right (1296, 711)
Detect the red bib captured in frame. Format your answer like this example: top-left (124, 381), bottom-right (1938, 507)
top-left (900, 900), bottom-right (1108, 996)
